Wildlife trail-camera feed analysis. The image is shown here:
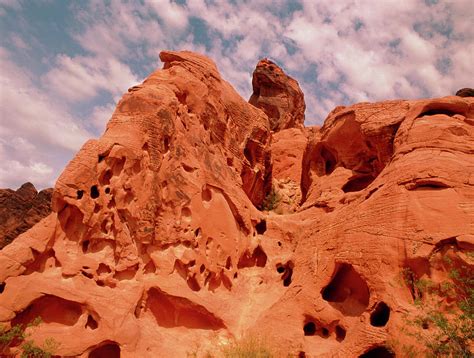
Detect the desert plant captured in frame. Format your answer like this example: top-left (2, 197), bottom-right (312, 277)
top-left (261, 187), bottom-right (280, 212)
top-left (0, 317), bottom-right (58, 358)
top-left (221, 336), bottom-right (274, 358)
top-left (400, 258), bottom-right (473, 357)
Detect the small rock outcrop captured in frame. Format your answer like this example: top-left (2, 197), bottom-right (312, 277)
top-left (456, 87), bottom-right (474, 97)
top-left (0, 182), bottom-right (52, 248)
top-left (249, 59), bottom-right (305, 131)
top-left (0, 51), bottom-right (472, 358)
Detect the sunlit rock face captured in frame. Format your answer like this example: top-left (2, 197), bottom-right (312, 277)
top-left (249, 58), bottom-right (305, 132)
top-left (0, 50), bottom-right (473, 358)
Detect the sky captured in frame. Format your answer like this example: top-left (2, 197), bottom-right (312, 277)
top-left (0, 0), bottom-right (473, 190)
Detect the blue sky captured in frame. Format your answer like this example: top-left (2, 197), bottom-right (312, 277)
top-left (0, 0), bottom-right (473, 189)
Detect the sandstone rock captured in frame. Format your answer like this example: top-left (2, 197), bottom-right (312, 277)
top-left (0, 182), bottom-right (52, 248)
top-left (455, 87), bottom-right (474, 97)
top-left (0, 52), bottom-right (473, 358)
top-left (249, 59), bottom-right (305, 132)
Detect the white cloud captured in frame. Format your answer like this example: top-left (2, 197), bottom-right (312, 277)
top-left (90, 103), bottom-right (116, 133)
top-left (147, 0), bottom-right (189, 31)
top-left (0, 48), bottom-right (93, 188)
top-left (43, 55), bottom-right (140, 103)
top-left (1, 0), bottom-right (473, 189)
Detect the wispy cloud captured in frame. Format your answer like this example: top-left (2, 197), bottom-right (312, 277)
top-left (44, 55), bottom-right (140, 103)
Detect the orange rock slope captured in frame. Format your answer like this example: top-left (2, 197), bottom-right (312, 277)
top-left (0, 51), bottom-right (473, 357)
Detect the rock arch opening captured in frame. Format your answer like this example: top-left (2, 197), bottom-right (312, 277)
top-left (89, 342), bottom-right (120, 358)
top-left (321, 263), bottom-right (370, 316)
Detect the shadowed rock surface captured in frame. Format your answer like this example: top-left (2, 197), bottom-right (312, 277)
top-left (0, 183), bottom-right (52, 248)
top-left (456, 87), bottom-right (474, 97)
top-left (0, 51), bottom-right (473, 357)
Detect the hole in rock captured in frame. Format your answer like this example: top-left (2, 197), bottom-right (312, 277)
top-left (86, 314), bottom-right (98, 330)
top-left (182, 163), bottom-right (195, 172)
top-left (187, 275), bottom-right (201, 292)
top-left (163, 136), bottom-right (170, 152)
top-left (202, 186), bottom-right (212, 202)
top-left (96, 280), bottom-right (105, 287)
top-left (12, 295), bottom-right (82, 327)
top-left (98, 154), bottom-right (106, 163)
top-left (82, 240), bottom-right (90, 253)
top-left (225, 257), bottom-right (232, 270)
top-left (370, 302), bottom-right (390, 327)
top-left (81, 271), bottom-right (93, 279)
top-left (321, 145), bottom-right (337, 175)
top-left (408, 180), bottom-right (450, 190)
top-left (237, 246), bottom-right (267, 268)
top-left (342, 175), bottom-right (375, 193)
top-left (422, 320), bottom-right (429, 329)
top-left (200, 264), bottom-right (206, 273)
top-left (359, 346), bottom-right (395, 358)
top-left (181, 207), bottom-right (192, 223)
top-left (276, 261), bottom-right (294, 287)
top-left (0, 282), bottom-right (5, 293)
top-left (277, 241), bottom-right (282, 247)
top-left (77, 190), bottom-right (84, 199)
top-left (321, 263), bottom-right (370, 316)
top-left (298, 352), bottom-right (306, 358)
top-left (89, 342), bottom-right (120, 358)
top-left (227, 157), bottom-right (233, 167)
top-left (194, 228), bottom-right (201, 237)
top-left (321, 327), bottom-right (329, 337)
top-left (97, 263), bottom-right (112, 275)
top-left (145, 287), bottom-right (225, 330)
top-left (335, 325), bottom-right (346, 341)
top-left (303, 321), bottom-right (316, 336)
top-left (255, 220), bottom-right (267, 235)
top-left (90, 185), bottom-right (100, 199)
top-left (105, 187), bottom-right (111, 194)
top-left (419, 108), bottom-right (457, 118)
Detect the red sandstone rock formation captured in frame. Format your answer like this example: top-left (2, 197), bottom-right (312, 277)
top-left (0, 182), bottom-right (52, 249)
top-left (249, 59), bottom-right (305, 132)
top-left (0, 51), bottom-right (473, 358)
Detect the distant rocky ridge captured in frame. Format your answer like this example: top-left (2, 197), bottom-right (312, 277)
top-left (0, 182), bottom-right (52, 248)
top-left (0, 51), bottom-right (472, 357)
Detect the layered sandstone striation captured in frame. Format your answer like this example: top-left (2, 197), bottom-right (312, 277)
top-left (0, 183), bottom-right (52, 248)
top-left (0, 51), bottom-right (473, 358)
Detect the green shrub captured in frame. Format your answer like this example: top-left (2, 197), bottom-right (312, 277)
top-left (400, 258), bottom-right (473, 357)
top-left (0, 317), bottom-right (58, 358)
top-left (261, 188), bottom-right (280, 212)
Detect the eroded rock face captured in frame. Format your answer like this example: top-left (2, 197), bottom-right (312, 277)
top-left (0, 51), bottom-right (473, 358)
top-left (249, 59), bottom-right (305, 132)
top-left (0, 183), bottom-right (52, 248)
